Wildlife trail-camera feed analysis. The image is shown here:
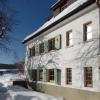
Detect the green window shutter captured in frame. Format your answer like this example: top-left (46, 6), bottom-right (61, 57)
top-left (35, 45), bottom-right (39, 56)
top-left (28, 69), bottom-right (31, 79)
top-left (44, 41), bottom-right (48, 53)
top-left (43, 69), bottom-right (48, 82)
top-left (26, 49), bottom-right (29, 57)
top-left (54, 69), bottom-right (61, 85)
top-left (57, 69), bottom-right (61, 85)
top-left (55, 35), bottom-right (61, 50)
top-left (54, 69), bottom-right (57, 84)
top-left (31, 69), bottom-right (37, 81)
top-left (28, 48), bottom-right (31, 57)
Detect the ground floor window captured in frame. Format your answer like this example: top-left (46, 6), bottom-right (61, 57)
top-left (39, 69), bottom-right (43, 81)
top-left (48, 69), bottom-right (54, 82)
top-left (66, 68), bottom-right (72, 85)
top-left (84, 67), bottom-right (93, 87)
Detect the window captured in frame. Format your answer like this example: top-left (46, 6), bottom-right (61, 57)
top-left (83, 22), bottom-right (92, 41)
top-left (66, 68), bottom-right (72, 84)
top-left (66, 31), bottom-right (73, 46)
top-left (48, 38), bottom-right (55, 51)
top-left (48, 69), bottom-right (54, 82)
top-left (84, 67), bottom-right (93, 87)
top-left (39, 43), bottom-right (44, 54)
top-left (32, 46), bottom-right (35, 56)
top-left (39, 69), bottom-right (43, 81)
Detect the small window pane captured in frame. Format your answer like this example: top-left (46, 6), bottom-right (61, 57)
top-left (66, 31), bottom-right (73, 46)
top-left (66, 68), bottom-right (72, 85)
top-left (83, 22), bottom-right (92, 41)
top-left (87, 32), bottom-right (92, 40)
top-left (84, 67), bottom-right (93, 87)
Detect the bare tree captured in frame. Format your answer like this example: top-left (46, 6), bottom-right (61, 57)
top-left (0, 0), bottom-right (17, 53)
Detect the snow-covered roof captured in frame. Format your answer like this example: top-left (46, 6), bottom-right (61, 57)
top-left (23, 0), bottom-right (91, 43)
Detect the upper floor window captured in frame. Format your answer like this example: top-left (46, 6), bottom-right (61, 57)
top-left (66, 31), bottom-right (73, 46)
top-left (39, 43), bottom-right (44, 54)
top-left (66, 68), bottom-right (72, 85)
top-left (48, 38), bottom-right (55, 51)
top-left (84, 67), bottom-right (93, 87)
top-left (83, 22), bottom-right (92, 41)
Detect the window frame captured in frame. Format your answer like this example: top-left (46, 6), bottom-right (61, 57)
top-left (48, 69), bottom-right (54, 82)
top-left (29, 48), bottom-right (32, 57)
top-left (84, 67), bottom-right (93, 87)
top-left (48, 38), bottom-right (55, 51)
top-left (39, 43), bottom-right (44, 54)
top-left (66, 30), bottom-right (73, 47)
top-left (66, 68), bottom-right (72, 85)
top-left (83, 21), bottom-right (92, 42)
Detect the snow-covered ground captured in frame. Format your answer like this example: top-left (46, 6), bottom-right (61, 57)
top-left (0, 73), bottom-right (25, 87)
top-left (0, 73), bottom-right (63, 100)
top-left (0, 85), bottom-right (63, 100)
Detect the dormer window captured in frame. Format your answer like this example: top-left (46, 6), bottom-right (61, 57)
top-left (51, 0), bottom-right (77, 17)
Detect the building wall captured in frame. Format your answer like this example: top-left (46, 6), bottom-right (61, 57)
top-left (37, 83), bottom-right (100, 100)
top-left (25, 3), bottom-right (100, 92)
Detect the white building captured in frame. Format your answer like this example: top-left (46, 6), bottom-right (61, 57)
top-left (23, 0), bottom-right (100, 100)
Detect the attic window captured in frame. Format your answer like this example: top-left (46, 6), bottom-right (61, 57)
top-left (61, 3), bottom-right (68, 11)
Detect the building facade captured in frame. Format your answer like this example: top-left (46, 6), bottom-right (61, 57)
top-left (23, 0), bottom-right (100, 100)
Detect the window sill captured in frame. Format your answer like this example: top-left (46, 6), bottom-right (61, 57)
top-left (66, 45), bottom-right (74, 48)
top-left (49, 80), bottom-right (55, 83)
top-left (40, 53), bottom-right (45, 55)
top-left (83, 39), bottom-right (93, 43)
top-left (49, 50), bottom-right (55, 52)
top-left (84, 85), bottom-right (93, 88)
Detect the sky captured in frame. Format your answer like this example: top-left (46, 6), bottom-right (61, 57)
top-left (0, 0), bottom-right (56, 64)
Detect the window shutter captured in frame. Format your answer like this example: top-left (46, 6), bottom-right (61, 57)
top-left (35, 45), bottom-right (39, 56)
top-left (31, 69), bottom-right (37, 81)
top-left (28, 48), bottom-right (31, 57)
top-left (54, 69), bottom-right (57, 84)
top-left (54, 69), bottom-right (61, 85)
top-left (44, 41), bottom-right (48, 53)
top-left (27, 49), bottom-right (29, 57)
top-left (28, 69), bottom-right (31, 79)
top-left (46, 69), bottom-right (48, 82)
top-left (57, 69), bottom-right (61, 85)
top-left (43, 69), bottom-right (48, 82)
top-left (55, 35), bottom-right (61, 50)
